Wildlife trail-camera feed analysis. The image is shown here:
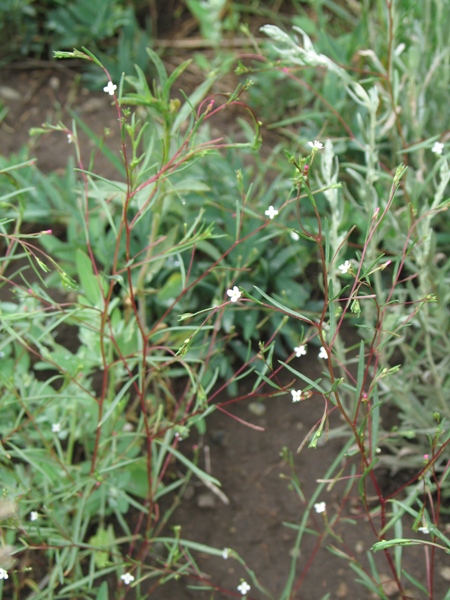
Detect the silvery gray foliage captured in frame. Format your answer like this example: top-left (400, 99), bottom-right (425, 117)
top-left (260, 24), bottom-right (378, 113)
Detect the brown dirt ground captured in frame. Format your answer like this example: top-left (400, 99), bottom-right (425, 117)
top-left (1, 63), bottom-right (449, 600)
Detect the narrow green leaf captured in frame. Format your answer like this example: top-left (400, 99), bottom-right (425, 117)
top-left (146, 47), bottom-right (168, 88)
top-left (253, 286), bottom-right (311, 322)
top-left (97, 374), bottom-right (139, 427)
top-left (309, 409), bottom-right (327, 449)
top-left (372, 538), bottom-right (423, 551)
top-left (279, 360), bottom-right (326, 394)
top-left (154, 439), bottom-right (221, 487)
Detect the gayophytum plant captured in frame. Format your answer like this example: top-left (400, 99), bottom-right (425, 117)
top-left (0, 47), bottom-right (273, 599)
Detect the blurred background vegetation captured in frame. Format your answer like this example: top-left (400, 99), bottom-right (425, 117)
top-left (0, 0), bottom-right (350, 66)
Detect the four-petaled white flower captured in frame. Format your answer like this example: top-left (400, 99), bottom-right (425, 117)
top-left (30, 511), bottom-right (39, 522)
top-left (237, 581), bottom-right (251, 595)
top-left (265, 206), bottom-right (279, 220)
top-left (52, 423), bottom-right (61, 433)
top-left (338, 260), bottom-right (351, 274)
top-left (0, 568), bottom-right (8, 580)
top-left (308, 140), bottom-right (324, 150)
top-left (318, 346), bottom-right (328, 359)
top-left (418, 526), bottom-right (429, 534)
top-left (222, 548), bottom-right (229, 559)
top-left (294, 344), bottom-right (307, 357)
top-left (314, 501), bottom-right (326, 514)
top-left (431, 141), bottom-right (444, 155)
top-left (291, 389), bottom-right (302, 402)
top-left (227, 286), bottom-right (241, 303)
top-left (120, 572), bottom-right (135, 585)
top-left (103, 81), bottom-right (117, 96)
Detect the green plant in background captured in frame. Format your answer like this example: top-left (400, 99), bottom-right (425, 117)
top-left (0, 0), bottom-right (42, 61)
top-left (0, 0), bottom-right (152, 76)
top-left (0, 0), bottom-right (123, 62)
top-left (185, 0), bottom-right (239, 43)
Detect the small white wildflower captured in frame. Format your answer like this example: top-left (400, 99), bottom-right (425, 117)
top-left (318, 346), bottom-right (328, 359)
top-left (222, 548), bottom-right (229, 559)
top-left (314, 501), bottom-right (326, 514)
top-left (418, 526), bottom-right (430, 534)
top-left (120, 572), bottom-right (135, 585)
top-left (294, 344), bottom-right (307, 357)
top-left (67, 134), bottom-right (73, 144)
top-left (431, 141), bottom-right (444, 155)
top-left (291, 389), bottom-right (302, 402)
top-left (0, 568), bottom-right (8, 580)
top-left (227, 286), bottom-right (241, 303)
top-left (52, 423), bottom-right (61, 433)
top-left (237, 581), bottom-right (251, 595)
top-left (30, 511), bottom-right (39, 522)
top-left (308, 140), bottom-right (324, 150)
top-left (265, 205), bottom-right (279, 219)
top-left (103, 81), bottom-right (117, 96)
top-left (290, 230), bottom-right (300, 241)
top-left (338, 260), bottom-right (351, 274)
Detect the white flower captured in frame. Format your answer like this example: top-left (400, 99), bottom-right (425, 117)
top-left (294, 344), bottom-right (307, 357)
top-left (227, 286), bottom-right (241, 303)
top-left (265, 205), bottom-right (279, 219)
top-left (237, 581), bottom-right (251, 595)
top-left (52, 423), bottom-right (61, 433)
top-left (0, 568), bottom-right (8, 580)
top-left (67, 134), bottom-right (73, 144)
top-left (308, 140), bottom-right (324, 150)
top-left (103, 81), bottom-right (117, 96)
top-left (291, 389), bottom-right (302, 402)
top-left (431, 141), bottom-right (444, 155)
top-left (120, 572), bottom-right (135, 585)
top-left (30, 511), bottom-right (39, 522)
top-left (318, 346), bottom-right (328, 359)
top-left (338, 260), bottom-right (351, 274)
top-left (418, 526), bottom-right (429, 534)
top-left (290, 230), bottom-right (300, 241)
top-left (222, 548), bottom-right (229, 559)
top-left (314, 501), bottom-right (326, 514)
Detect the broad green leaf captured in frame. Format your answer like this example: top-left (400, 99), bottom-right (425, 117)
top-left (157, 272), bottom-right (183, 306)
top-left (88, 524), bottom-right (115, 568)
top-left (95, 581), bottom-right (109, 600)
top-left (76, 249), bottom-right (103, 307)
